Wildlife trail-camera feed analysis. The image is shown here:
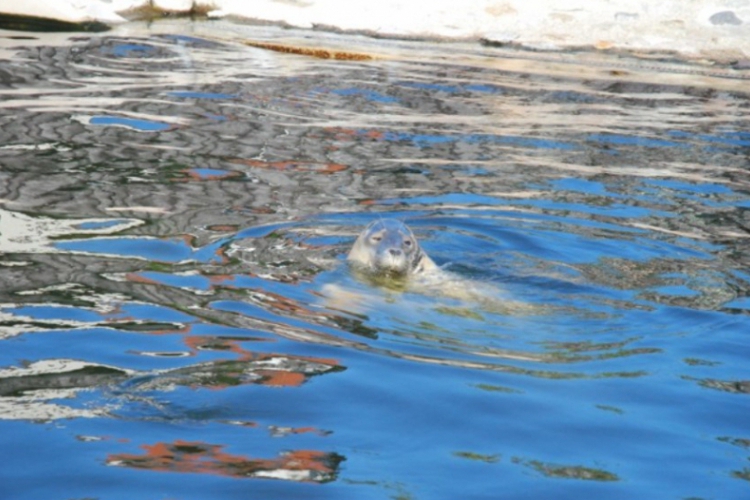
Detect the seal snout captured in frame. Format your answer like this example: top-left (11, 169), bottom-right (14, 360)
top-left (373, 238), bottom-right (409, 274)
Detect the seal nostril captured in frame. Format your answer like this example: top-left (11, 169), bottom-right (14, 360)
top-left (389, 248), bottom-right (402, 257)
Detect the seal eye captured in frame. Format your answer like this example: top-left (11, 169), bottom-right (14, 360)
top-left (403, 240), bottom-right (412, 247)
top-left (371, 236), bottom-right (382, 242)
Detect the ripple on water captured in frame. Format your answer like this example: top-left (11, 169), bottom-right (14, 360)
top-left (0, 20), bottom-right (749, 500)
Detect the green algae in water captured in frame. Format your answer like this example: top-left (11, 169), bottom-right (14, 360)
top-left (473, 383), bottom-right (523, 394)
top-left (453, 451), bottom-right (501, 463)
top-left (684, 357), bottom-right (722, 366)
top-left (434, 306), bottom-right (484, 320)
top-left (718, 436), bottom-right (750, 449)
top-left (596, 404), bottom-right (625, 415)
top-left (512, 457), bottom-right (619, 481)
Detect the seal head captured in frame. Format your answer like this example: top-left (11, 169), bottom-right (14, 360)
top-left (347, 219), bottom-right (436, 278)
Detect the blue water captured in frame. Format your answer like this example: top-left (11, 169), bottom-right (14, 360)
top-left (89, 115), bottom-right (172, 131)
top-left (0, 20), bottom-right (749, 500)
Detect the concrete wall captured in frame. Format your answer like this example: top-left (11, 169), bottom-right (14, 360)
top-left (2, 0), bottom-right (749, 62)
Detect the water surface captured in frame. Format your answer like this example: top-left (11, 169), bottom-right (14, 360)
top-left (1, 19), bottom-right (749, 500)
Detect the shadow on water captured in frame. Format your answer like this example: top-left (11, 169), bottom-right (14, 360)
top-left (1, 19), bottom-right (750, 499)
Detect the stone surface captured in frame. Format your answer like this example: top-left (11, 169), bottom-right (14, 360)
top-left (709, 10), bottom-right (743, 24)
top-left (1, 1), bottom-right (750, 61)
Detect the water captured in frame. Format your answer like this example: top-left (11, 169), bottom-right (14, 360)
top-left (1, 19), bottom-right (749, 500)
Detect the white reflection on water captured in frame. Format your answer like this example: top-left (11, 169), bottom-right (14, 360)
top-left (0, 207), bottom-right (142, 254)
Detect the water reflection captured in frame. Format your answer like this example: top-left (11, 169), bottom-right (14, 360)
top-left (0, 207), bottom-right (142, 255)
top-left (107, 440), bottom-right (344, 482)
top-left (1, 19), bottom-right (749, 499)
top-left (0, 359), bottom-right (128, 420)
top-left (0, 341), bottom-right (344, 421)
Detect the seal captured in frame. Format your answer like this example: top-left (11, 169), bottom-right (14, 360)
top-left (346, 219), bottom-right (437, 278)
top-left (324, 218), bottom-right (539, 316)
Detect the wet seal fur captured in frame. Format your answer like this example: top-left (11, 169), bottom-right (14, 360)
top-left (346, 219), bottom-right (437, 281)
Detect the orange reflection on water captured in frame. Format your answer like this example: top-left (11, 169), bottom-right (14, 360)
top-left (230, 158), bottom-right (348, 174)
top-left (180, 169), bottom-right (244, 181)
top-left (107, 440), bottom-right (344, 482)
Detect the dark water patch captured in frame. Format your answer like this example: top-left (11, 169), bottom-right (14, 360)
top-left (587, 133), bottom-right (688, 148)
top-left (0, 14), bottom-right (109, 33)
top-left (0, 363), bottom-right (128, 397)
